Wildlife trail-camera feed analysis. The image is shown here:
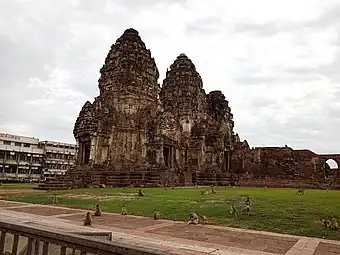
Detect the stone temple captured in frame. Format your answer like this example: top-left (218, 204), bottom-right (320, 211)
top-left (39, 28), bottom-right (340, 190)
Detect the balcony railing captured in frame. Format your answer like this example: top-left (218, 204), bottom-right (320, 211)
top-left (0, 218), bottom-right (174, 255)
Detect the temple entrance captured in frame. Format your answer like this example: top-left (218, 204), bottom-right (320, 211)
top-left (192, 172), bottom-right (197, 185)
top-left (179, 172), bottom-right (185, 185)
top-left (325, 159), bottom-right (339, 179)
top-left (224, 150), bottom-right (231, 172)
top-left (79, 141), bottom-right (91, 165)
top-left (163, 147), bottom-right (170, 166)
top-left (326, 159), bottom-right (338, 170)
top-left (83, 143), bottom-right (91, 165)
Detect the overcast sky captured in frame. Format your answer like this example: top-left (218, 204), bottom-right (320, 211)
top-left (0, 0), bottom-right (340, 154)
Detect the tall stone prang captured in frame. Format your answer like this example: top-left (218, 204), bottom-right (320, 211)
top-left (98, 28), bottom-right (160, 105)
top-left (204, 91), bottom-right (235, 173)
top-left (160, 53), bottom-right (207, 133)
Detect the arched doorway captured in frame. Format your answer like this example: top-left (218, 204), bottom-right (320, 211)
top-left (325, 159), bottom-right (339, 185)
top-left (326, 159), bottom-right (338, 169)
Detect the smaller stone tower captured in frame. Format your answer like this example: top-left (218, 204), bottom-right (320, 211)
top-left (160, 53), bottom-right (207, 133)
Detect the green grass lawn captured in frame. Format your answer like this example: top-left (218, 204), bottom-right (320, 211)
top-left (0, 183), bottom-right (37, 189)
top-left (3, 186), bottom-right (340, 240)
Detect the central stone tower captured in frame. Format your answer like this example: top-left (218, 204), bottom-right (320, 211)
top-left (98, 28), bottom-right (160, 107)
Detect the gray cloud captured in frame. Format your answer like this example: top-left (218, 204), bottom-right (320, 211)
top-left (232, 4), bottom-right (340, 37)
top-left (185, 17), bottom-right (222, 35)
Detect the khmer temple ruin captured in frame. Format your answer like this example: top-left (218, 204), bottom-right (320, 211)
top-left (39, 28), bottom-right (340, 190)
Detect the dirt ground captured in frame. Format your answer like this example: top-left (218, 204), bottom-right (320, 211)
top-left (0, 189), bottom-right (42, 196)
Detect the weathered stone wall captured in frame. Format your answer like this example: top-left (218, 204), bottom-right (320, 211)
top-left (231, 146), bottom-right (328, 187)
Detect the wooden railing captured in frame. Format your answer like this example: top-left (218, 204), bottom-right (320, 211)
top-left (0, 218), bottom-right (175, 255)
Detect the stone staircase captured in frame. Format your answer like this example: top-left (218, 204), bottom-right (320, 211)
top-left (197, 172), bottom-right (236, 186)
top-left (103, 171), bottom-right (162, 187)
top-left (37, 164), bottom-right (177, 190)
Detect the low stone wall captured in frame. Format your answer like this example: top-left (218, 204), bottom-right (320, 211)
top-left (236, 179), bottom-right (330, 189)
top-left (0, 217), bottom-right (176, 255)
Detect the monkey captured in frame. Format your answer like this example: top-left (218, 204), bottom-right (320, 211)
top-left (245, 196), bottom-right (252, 206)
top-left (52, 193), bottom-right (58, 204)
top-left (138, 189), bottom-right (145, 197)
top-left (211, 187), bottom-right (216, 194)
top-left (94, 204), bottom-right (101, 216)
top-left (153, 210), bottom-right (161, 220)
top-left (200, 189), bottom-right (209, 195)
top-left (297, 188), bottom-right (305, 195)
top-left (322, 215), bottom-right (332, 228)
top-left (199, 214), bottom-right (208, 225)
top-left (330, 218), bottom-right (339, 230)
top-left (187, 212), bottom-right (199, 225)
top-left (264, 186), bottom-right (268, 191)
top-left (83, 212), bottom-right (92, 226)
top-left (242, 205), bottom-right (251, 215)
top-left (230, 205), bottom-right (238, 219)
top-left (121, 205), bottom-right (128, 215)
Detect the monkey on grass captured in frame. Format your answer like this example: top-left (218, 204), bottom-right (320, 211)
top-left (242, 205), bottom-right (251, 215)
top-left (199, 214), bottom-right (208, 225)
top-left (297, 188), bottom-right (305, 195)
top-left (200, 189), bottom-right (209, 195)
top-left (322, 216), bottom-right (339, 231)
top-left (121, 205), bottom-right (128, 215)
top-left (138, 188), bottom-right (145, 196)
top-left (187, 212), bottom-right (199, 225)
top-left (240, 196), bottom-right (252, 215)
top-left (153, 209), bottom-right (161, 220)
top-left (230, 205), bottom-right (238, 219)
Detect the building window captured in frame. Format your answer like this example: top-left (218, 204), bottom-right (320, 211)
top-left (3, 141), bottom-right (11, 145)
top-left (23, 143), bottom-right (30, 148)
top-left (15, 142), bottom-right (22, 147)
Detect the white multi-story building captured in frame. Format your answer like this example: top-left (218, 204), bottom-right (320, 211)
top-left (0, 132), bottom-right (76, 181)
top-left (39, 140), bottom-right (76, 178)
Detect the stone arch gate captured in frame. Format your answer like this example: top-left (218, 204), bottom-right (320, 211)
top-left (317, 154), bottom-right (340, 186)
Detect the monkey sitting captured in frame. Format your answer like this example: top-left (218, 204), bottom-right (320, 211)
top-left (200, 189), bottom-right (209, 195)
top-left (211, 188), bottom-right (216, 194)
top-left (138, 189), bottom-right (145, 196)
top-left (187, 212), bottom-right (199, 225)
top-left (199, 214), bottom-right (208, 225)
top-left (83, 212), bottom-right (92, 226)
top-left (264, 186), bottom-right (268, 191)
top-left (94, 204), bottom-right (101, 216)
top-left (230, 205), bottom-right (238, 219)
top-left (153, 210), bottom-right (161, 220)
top-left (322, 216), bottom-right (339, 231)
top-left (330, 218), bottom-right (339, 230)
top-left (242, 205), bottom-right (251, 215)
top-left (245, 196), bottom-right (252, 206)
top-left (121, 205), bottom-right (128, 215)
top-left (297, 188), bottom-right (305, 195)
